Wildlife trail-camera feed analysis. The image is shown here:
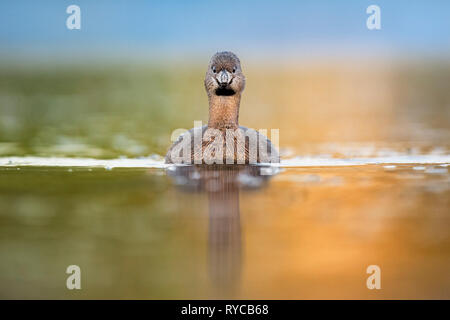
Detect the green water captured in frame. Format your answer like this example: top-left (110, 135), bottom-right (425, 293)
top-left (0, 65), bottom-right (208, 158)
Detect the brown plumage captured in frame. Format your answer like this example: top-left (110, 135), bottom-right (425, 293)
top-left (165, 51), bottom-right (279, 164)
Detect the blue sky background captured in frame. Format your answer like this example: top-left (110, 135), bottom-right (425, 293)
top-left (1, 0), bottom-right (449, 62)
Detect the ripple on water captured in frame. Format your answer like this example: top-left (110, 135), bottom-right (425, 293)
top-left (425, 167), bottom-right (448, 174)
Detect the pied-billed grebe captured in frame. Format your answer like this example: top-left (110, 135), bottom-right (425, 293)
top-left (165, 51), bottom-right (279, 164)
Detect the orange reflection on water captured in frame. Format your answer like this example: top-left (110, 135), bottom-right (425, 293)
top-left (238, 166), bottom-right (450, 299)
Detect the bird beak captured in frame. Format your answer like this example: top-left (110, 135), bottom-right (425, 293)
top-left (217, 70), bottom-right (232, 87)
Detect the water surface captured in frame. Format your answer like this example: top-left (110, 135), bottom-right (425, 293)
top-left (0, 63), bottom-right (449, 299)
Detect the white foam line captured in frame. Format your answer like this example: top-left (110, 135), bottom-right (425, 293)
top-left (0, 154), bottom-right (449, 169)
top-left (0, 156), bottom-right (168, 169)
top-left (277, 155), bottom-right (450, 167)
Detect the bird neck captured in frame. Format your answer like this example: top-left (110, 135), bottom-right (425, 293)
top-left (207, 94), bottom-right (241, 129)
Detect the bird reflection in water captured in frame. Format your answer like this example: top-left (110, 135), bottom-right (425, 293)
top-left (166, 164), bottom-right (278, 297)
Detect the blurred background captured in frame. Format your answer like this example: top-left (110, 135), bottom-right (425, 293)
top-left (0, 0), bottom-right (449, 299)
top-left (0, 0), bottom-right (449, 158)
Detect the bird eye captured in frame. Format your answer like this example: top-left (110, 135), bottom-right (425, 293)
top-left (232, 67), bottom-right (236, 73)
top-left (212, 66), bottom-right (216, 73)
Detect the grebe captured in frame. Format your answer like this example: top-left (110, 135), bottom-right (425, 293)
top-left (165, 51), bottom-right (278, 164)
